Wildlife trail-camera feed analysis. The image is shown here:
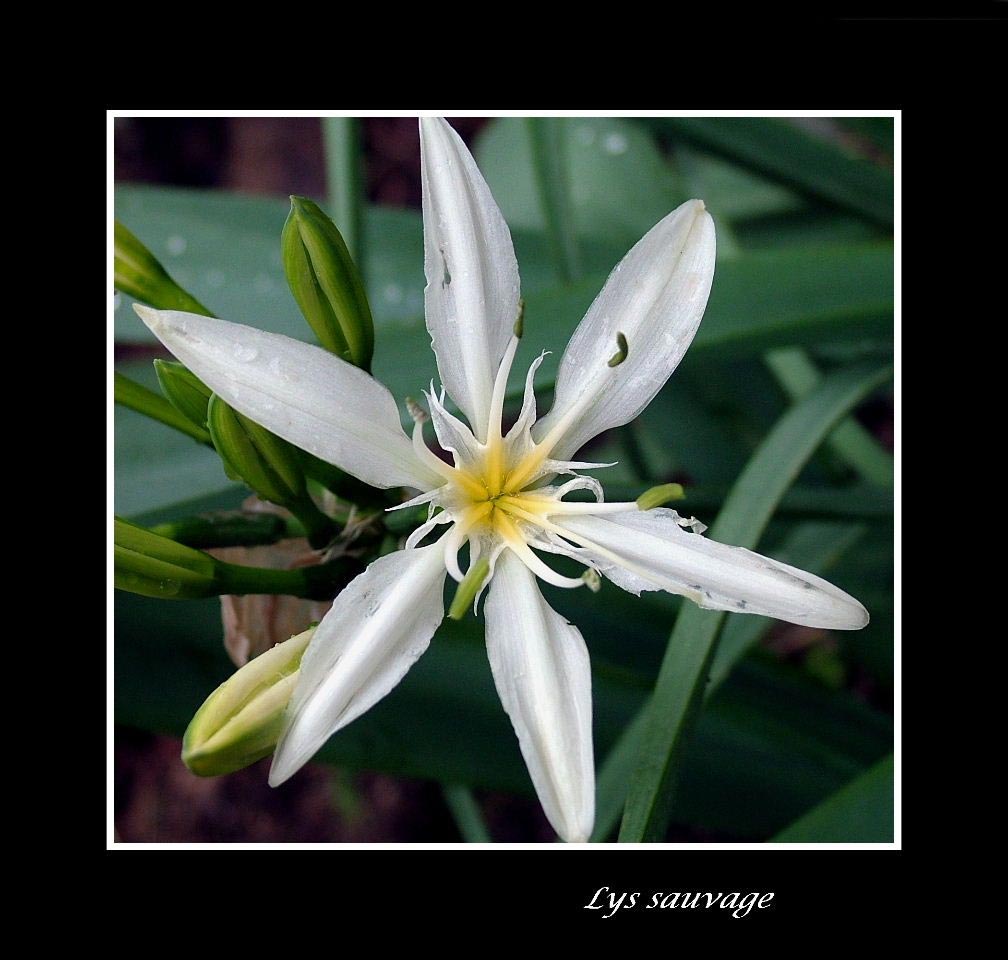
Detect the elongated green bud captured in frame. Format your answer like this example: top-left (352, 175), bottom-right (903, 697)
top-left (114, 220), bottom-right (211, 315)
top-left (636, 483), bottom-right (686, 511)
top-left (182, 627), bottom-right (315, 776)
top-left (115, 517), bottom-right (221, 599)
top-left (207, 396), bottom-right (336, 548)
top-left (282, 196), bottom-right (374, 370)
top-left (154, 360), bottom-right (213, 430)
top-left (208, 395), bottom-right (307, 506)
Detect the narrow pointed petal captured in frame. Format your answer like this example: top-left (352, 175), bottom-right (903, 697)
top-left (558, 510), bottom-right (868, 630)
top-left (420, 117), bottom-right (521, 440)
top-left (532, 200), bottom-right (716, 460)
top-left (135, 307), bottom-right (442, 491)
top-left (484, 551), bottom-right (595, 842)
top-left (269, 543), bottom-right (447, 786)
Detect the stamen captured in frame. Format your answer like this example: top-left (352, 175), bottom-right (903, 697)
top-left (636, 483), bottom-right (686, 511)
top-left (607, 331), bottom-right (629, 367)
top-left (494, 512), bottom-right (587, 589)
top-left (488, 335), bottom-right (521, 444)
top-left (442, 503), bottom-right (493, 582)
top-left (405, 396), bottom-right (429, 424)
top-left (404, 513), bottom-right (452, 550)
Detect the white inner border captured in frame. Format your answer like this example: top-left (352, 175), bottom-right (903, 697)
top-left (108, 108), bottom-right (900, 852)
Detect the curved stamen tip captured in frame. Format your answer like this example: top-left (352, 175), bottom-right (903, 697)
top-left (513, 298), bottom-right (525, 339)
top-left (607, 331), bottom-right (629, 368)
top-left (636, 482), bottom-right (686, 511)
top-left (581, 568), bottom-right (601, 593)
top-left (405, 396), bottom-right (429, 424)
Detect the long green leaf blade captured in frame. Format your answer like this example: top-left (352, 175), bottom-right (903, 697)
top-left (643, 117), bottom-right (894, 228)
top-left (766, 347), bottom-right (893, 487)
top-left (772, 753), bottom-right (894, 842)
top-left (618, 360), bottom-right (893, 842)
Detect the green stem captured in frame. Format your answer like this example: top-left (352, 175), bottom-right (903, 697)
top-left (115, 371), bottom-right (211, 445)
top-left (442, 785), bottom-right (492, 843)
top-left (323, 117), bottom-right (365, 275)
top-left (289, 498), bottom-right (340, 551)
top-left (526, 117), bottom-right (581, 283)
top-left (149, 512), bottom-right (303, 549)
top-left (216, 555), bottom-right (361, 601)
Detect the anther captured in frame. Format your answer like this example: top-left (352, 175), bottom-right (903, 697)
top-left (607, 331), bottom-right (628, 368)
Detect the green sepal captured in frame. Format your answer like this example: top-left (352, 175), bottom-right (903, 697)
top-left (207, 395), bottom-right (305, 506)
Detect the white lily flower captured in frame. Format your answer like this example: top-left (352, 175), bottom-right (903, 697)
top-left (135, 117), bottom-right (868, 843)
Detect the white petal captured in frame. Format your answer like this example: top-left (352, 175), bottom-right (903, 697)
top-left (269, 543), bottom-right (447, 785)
top-left (532, 200), bottom-right (716, 460)
top-left (135, 306), bottom-right (441, 492)
top-left (484, 551), bottom-right (595, 842)
top-left (420, 117), bottom-right (521, 441)
top-left (558, 510), bottom-right (869, 630)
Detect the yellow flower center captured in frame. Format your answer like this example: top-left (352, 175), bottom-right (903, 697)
top-left (447, 433), bottom-right (554, 543)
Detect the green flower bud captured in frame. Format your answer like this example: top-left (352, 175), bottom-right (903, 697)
top-left (114, 220), bottom-right (211, 315)
top-left (154, 360), bottom-right (213, 430)
top-left (207, 396), bottom-right (336, 548)
top-left (207, 394), bottom-right (307, 507)
top-left (282, 196), bottom-right (374, 370)
top-left (114, 517), bottom-right (221, 599)
top-left (182, 626), bottom-right (315, 776)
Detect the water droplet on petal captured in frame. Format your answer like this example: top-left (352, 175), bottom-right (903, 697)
top-left (233, 343), bottom-right (258, 363)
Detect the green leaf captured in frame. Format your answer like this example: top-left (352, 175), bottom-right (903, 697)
top-left (525, 117), bottom-right (582, 281)
top-left (476, 117), bottom-right (685, 248)
top-left (765, 347), bottom-right (893, 487)
top-left (618, 361), bottom-right (893, 842)
top-left (772, 753), bottom-right (894, 842)
top-left (115, 187), bottom-right (892, 412)
top-left (640, 118), bottom-right (894, 228)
